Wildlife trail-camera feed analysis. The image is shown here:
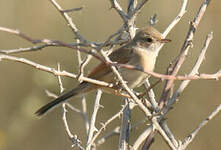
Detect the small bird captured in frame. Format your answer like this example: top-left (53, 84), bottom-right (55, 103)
top-left (35, 25), bottom-right (171, 116)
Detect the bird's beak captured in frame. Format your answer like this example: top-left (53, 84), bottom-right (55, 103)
top-left (160, 38), bottom-right (171, 43)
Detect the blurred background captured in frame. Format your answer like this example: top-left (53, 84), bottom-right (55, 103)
top-left (0, 0), bottom-right (220, 150)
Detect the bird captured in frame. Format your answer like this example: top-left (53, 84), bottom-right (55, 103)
top-left (35, 25), bottom-right (171, 116)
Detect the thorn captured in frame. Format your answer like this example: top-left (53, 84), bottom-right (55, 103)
top-left (94, 126), bottom-right (98, 132)
top-left (99, 104), bottom-right (104, 109)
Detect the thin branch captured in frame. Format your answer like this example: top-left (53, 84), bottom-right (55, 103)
top-left (144, 79), bottom-right (159, 111)
top-left (75, 38), bottom-right (90, 134)
top-left (86, 89), bottom-right (103, 150)
top-left (49, 0), bottom-right (92, 45)
top-left (57, 60), bottom-right (85, 149)
top-left (1, 54), bottom-right (220, 89)
top-left (180, 104), bottom-right (221, 150)
top-left (0, 44), bottom-right (55, 54)
top-left (118, 99), bottom-right (131, 150)
top-left (0, 26), bottom-right (104, 61)
top-left (0, 54), bottom-right (112, 87)
top-left (0, 26), bottom-right (42, 44)
top-left (165, 32), bottom-right (213, 113)
top-left (161, 121), bottom-right (179, 148)
top-left (61, 7), bottom-right (84, 13)
top-left (88, 105), bottom-right (125, 148)
top-left (141, 130), bottom-right (155, 150)
top-left (116, 63), bottom-right (221, 81)
top-left (127, 0), bottom-right (138, 14)
top-left (159, 0), bottom-right (211, 108)
top-left (77, 55), bottom-right (93, 82)
top-left (132, 0), bottom-right (149, 17)
top-left (109, 0), bottom-right (128, 23)
top-left (57, 63), bottom-right (65, 93)
top-left (152, 117), bottom-right (177, 150)
top-left (162, 0), bottom-right (188, 38)
top-left (153, 0), bottom-right (188, 62)
top-left (62, 103), bottom-right (85, 150)
top-left (1, 28), bottom-right (219, 83)
top-left (132, 125), bottom-right (153, 150)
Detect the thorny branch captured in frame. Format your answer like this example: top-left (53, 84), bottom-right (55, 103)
top-left (56, 64), bottom-right (85, 150)
top-left (0, 0), bottom-right (220, 150)
top-left (179, 104), bottom-right (221, 150)
top-left (164, 32), bottom-right (214, 114)
top-left (145, 0), bottom-right (214, 149)
top-left (159, 0), bottom-right (211, 108)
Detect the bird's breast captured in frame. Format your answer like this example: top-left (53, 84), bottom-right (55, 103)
top-left (118, 48), bottom-right (158, 88)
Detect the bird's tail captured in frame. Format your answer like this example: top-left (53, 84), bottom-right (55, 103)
top-left (35, 83), bottom-right (90, 117)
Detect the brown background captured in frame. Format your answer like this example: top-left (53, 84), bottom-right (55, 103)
top-left (0, 0), bottom-right (221, 150)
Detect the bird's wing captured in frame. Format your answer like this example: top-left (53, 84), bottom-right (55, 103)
top-left (87, 46), bottom-right (133, 81)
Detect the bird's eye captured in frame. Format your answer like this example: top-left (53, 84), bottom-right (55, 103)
top-left (146, 38), bottom-right (153, 42)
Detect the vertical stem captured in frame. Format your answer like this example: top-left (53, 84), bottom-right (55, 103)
top-left (86, 89), bottom-right (103, 150)
top-left (119, 99), bottom-right (131, 150)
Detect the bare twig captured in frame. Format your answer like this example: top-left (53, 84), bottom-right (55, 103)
top-left (141, 130), bottom-right (155, 150)
top-left (146, 0), bottom-right (213, 147)
top-left (77, 55), bottom-right (93, 82)
top-left (109, 0), bottom-right (128, 23)
top-left (57, 60), bottom-right (85, 149)
top-left (57, 63), bottom-right (65, 93)
top-left (0, 54), bottom-right (112, 87)
top-left (0, 44), bottom-right (55, 54)
top-left (132, 125), bottom-right (153, 150)
top-left (49, 0), bottom-right (92, 45)
top-left (87, 105), bottom-right (125, 148)
top-left (164, 32), bottom-right (213, 113)
top-left (139, 1), bottom-right (188, 147)
top-left (152, 117), bottom-right (177, 150)
top-left (61, 7), bottom-right (84, 13)
top-left (127, 0), bottom-right (138, 14)
top-left (179, 104), bottom-right (221, 150)
top-left (132, 0), bottom-right (149, 17)
top-left (153, 0), bottom-right (188, 61)
top-left (0, 26), bottom-right (104, 61)
top-left (1, 54), bottom-right (220, 92)
top-left (159, 0), bottom-right (211, 108)
top-left (62, 104), bottom-right (85, 150)
top-left (116, 63), bottom-right (221, 81)
top-left (144, 79), bottom-right (159, 111)
top-left (86, 89), bottom-right (103, 150)
top-left (162, 0), bottom-right (188, 38)
top-left (161, 121), bottom-right (179, 148)
top-left (75, 38), bottom-right (90, 133)
top-left (118, 99), bottom-right (131, 150)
